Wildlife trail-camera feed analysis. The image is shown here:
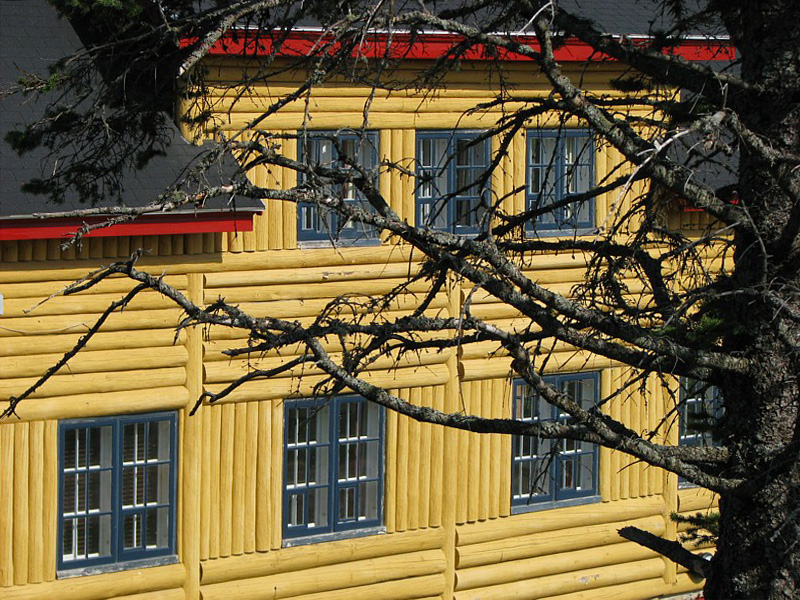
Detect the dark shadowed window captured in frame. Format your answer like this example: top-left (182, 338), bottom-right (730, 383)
top-left (512, 373), bottom-right (599, 510)
top-left (297, 131), bottom-right (379, 243)
top-left (416, 131), bottom-right (491, 234)
top-left (527, 130), bottom-right (594, 232)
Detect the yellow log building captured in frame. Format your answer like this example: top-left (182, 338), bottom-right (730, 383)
top-left (0, 3), bottom-right (722, 599)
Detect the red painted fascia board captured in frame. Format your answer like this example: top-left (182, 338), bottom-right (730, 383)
top-left (0, 212), bottom-right (257, 241)
top-left (185, 31), bottom-right (735, 62)
top-left (680, 193), bottom-right (740, 212)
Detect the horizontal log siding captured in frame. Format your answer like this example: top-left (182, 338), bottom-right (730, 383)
top-left (454, 498), bottom-right (677, 599)
top-left (0, 564), bottom-right (186, 600)
top-left (199, 528), bottom-right (447, 600)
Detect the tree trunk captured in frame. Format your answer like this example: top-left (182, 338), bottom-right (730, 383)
top-left (706, 2), bottom-right (800, 597)
top-left (706, 374), bottom-right (800, 599)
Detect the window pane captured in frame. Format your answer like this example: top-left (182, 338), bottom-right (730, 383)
top-left (77, 430), bottom-right (87, 469)
top-left (309, 488), bottom-right (328, 528)
top-left (124, 513), bottom-right (143, 549)
top-left (297, 408), bottom-right (308, 442)
top-left (358, 481), bottom-right (379, 520)
top-left (339, 486), bottom-right (356, 521)
top-left (532, 457), bottom-right (552, 496)
top-left (63, 473), bottom-right (77, 514)
top-left (314, 404), bottom-right (329, 442)
top-left (123, 422), bottom-right (145, 463)
top-left (88, 426), bottom-right (111, 467)
top-left (145, 507), bottom-right (170, 548)
top-left (577, 452), bottom-right (595, 491)
top-left (76, 473), bottom-right (87, 512)
top-left (148, 420), bottom-right (171, 461)
top-left (62, 518), bottom-right (73, 559)
top-left (339, 404), bottom-right (350, 440)
top-left (296, 448), bottom-right (307, 485)
top-left (349, 403), bottom-right (359, 438)
top-left (145, 464), bottom-right (170, 505)
top-left (63, 429), bottom-right (77, 470)
top-left (289, 493), bottom-right (305, 527)
top-left (122, 465), bottom-right (145, 507)
top-left (561, 456), bottom-right (576, 490)
top-left (339, 443), bottom-right (353, 481)
top-left (86, 515), bottom-right (101, 557)
top-left (87, 471), bottom-right (102, 511)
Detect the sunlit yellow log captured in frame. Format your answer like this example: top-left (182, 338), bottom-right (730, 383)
top-left (13, 423), bottom-right (29, 585)
top-left (201, 528), bottom-right (444, 585)
top-left (0, 424), bottom-right (15, 586)
top-left (456, 497), bottom-right (663, 547)
top-left (1, 367), bottom-right (186, 400)
top-left (453, 557), bottom-right (664, 600)
top-left (0, 346), bottom-right (187, 378)
top-left (204, 262), bottom-right (421, 288)
top-left (0, 563), bottom-right (185, 600)
top-left (0, 329), bottom-right (184, 358)
top-left (200, 548), bottom-right (445, 599)
top-left (457, 515), bottom-right (664, 569)
top-left (276, 573), bottom-right (445, 600)
top-left (204, 364), bottom-right (450, 404)
top-left (1, 387), bottom-right (189, 423)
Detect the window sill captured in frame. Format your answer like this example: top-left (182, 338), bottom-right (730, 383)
top-left (526, 227), bottom-right (599, 238)
top-left (297, 238), bottom-right (382, 249)
top-left (282, 526), bottom-right (386, 548)
top-left (511, 494), bottom-right (601, 515)
top-left (57, 554), bottom-right (178, 579)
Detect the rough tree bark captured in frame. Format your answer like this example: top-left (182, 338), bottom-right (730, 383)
top-left (704, 2), bottom-right (800, 597)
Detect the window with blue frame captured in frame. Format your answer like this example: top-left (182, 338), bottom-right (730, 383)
top-left (511, 373), bottom-right (599, 509)
top-left (283, 396), bottom-right (384, 541)
top-left (297, 131), bottom-right (379, 243)
top-left (527, 130), bottom-right (594, 232)
top-left (679, 378), bottom-right (723, 448)
top-left (58, 412), bottom-right (177, 573)
top-left (416, 131), bottom-right (491, 233)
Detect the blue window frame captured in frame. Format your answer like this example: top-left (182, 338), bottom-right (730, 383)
top-left (511, 373), bottom-right (599, 509)
top-left (297, 131), bottom-right (379, 243)
top-left (416, 131), bottom-right (491, 234)
top-left (58, 412), bottom-right (177, 572)
top-left (526, 130), bottom-right (595, 232)
top-left (283, 396), bottom-right (384, 540)
top-left (679, 378), bottom-right (723, 448)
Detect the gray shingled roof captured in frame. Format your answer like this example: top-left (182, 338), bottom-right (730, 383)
top-left (2, 0), bottom-right (734, 221)
top-left (0, 0), bottom-right (261, 220)
top-left (285, 0), bottom-right (727, 38)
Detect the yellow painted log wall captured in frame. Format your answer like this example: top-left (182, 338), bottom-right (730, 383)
top-left (199, 528), bottom-right (447, 600)
top-left (0, 420), bottom-right (57, 587)
top-left (453, 498), bottom-right (697, 600)
top-left (0, 240), bottom-right (706, 598)
top-left (0, 55), bottom-right (710, 600)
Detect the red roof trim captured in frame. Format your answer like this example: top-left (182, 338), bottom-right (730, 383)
top-left (186, 31), bottom-right (736, 62)
top-left (0, 212), bottom-right (257, 241)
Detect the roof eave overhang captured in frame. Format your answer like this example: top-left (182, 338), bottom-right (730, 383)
top-left (189, 29), bottom-right (735, 62)
top-left (0, 209), bottom-right (261, 241)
